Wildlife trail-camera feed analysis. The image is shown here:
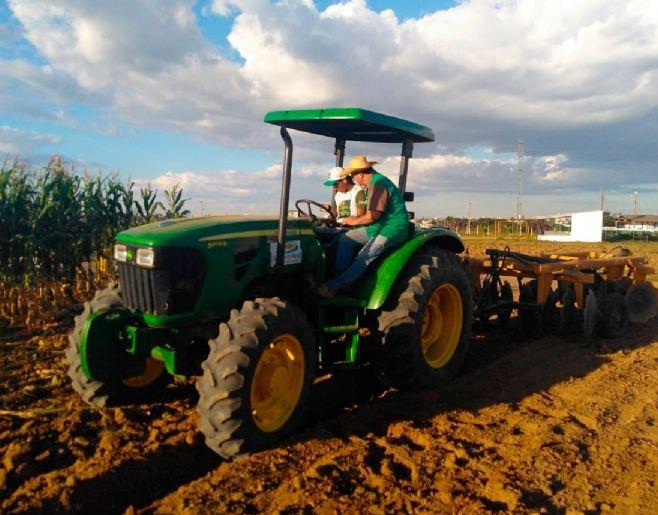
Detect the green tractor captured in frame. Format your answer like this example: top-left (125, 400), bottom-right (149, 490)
top-left (67, 108), bottom-right (472, 458)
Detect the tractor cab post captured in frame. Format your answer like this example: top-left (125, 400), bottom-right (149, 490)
top-left (334, 138), bottom-right (346, 167)
top-left (398, 138), bottom-right (413, 195)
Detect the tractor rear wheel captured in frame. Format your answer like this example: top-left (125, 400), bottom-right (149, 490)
top-left (196, 298), bottom-right (315, 459)
top-left (378, 248), bottom-right (472, 389)
top-left (66, 284), bottom-right (169, 408)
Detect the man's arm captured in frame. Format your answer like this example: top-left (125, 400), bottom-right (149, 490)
top-left (342, 182), bottom-right (388, 226)
top-left (341, 210), bottom-right (381, 226)
top-left (354, 189), bottom-right (366, 217)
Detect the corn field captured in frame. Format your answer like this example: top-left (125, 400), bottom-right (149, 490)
top-left (0, 157), bottom-right (190, 333)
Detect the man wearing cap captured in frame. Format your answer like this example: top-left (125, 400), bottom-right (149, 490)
top-left (319, 156), bottom-right (409, 298)
top-left (323, 166), bottom-right (366, 223)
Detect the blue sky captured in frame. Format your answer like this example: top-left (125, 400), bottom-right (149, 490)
top-left (1, 0), bottom-right (657, 217)
top-left (0, 0), bottom-right (459, 175)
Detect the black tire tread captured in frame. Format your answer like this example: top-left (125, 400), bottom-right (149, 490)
top-left (66, 284), bottom-right (123, 408)
top-left (196, 297), bottom-right (315, 459)
top-left (378, 248), bottom-right (472, 390)
top-left (66, 283), bottom-right (169, 407)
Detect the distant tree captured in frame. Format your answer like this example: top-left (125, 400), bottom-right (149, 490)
top-left (444, 216), bottom-right (458, 232)
top-left (603, 211), bottom-right (618, 227)
top-left (478, 217), bottom-right (493, 234)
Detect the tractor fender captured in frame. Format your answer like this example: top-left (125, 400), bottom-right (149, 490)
top-left (354, 227), bottom-right (465, 310)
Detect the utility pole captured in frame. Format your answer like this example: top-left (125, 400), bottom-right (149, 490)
top-left (516, 137), bottom-right (524, 233)
top-left (199, 200), bottom-right (204, 216)
top-left (467, 201), bottom-right (472, 235)
top-left (516, 138), bottom-right (524, 221)
top-left (600, 184), bottom-right (604, 211)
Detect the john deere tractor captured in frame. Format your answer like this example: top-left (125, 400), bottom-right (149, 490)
top-left (68, 108), bottom-right (472, 458)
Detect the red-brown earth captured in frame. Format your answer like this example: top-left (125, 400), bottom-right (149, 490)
top-left (1, 239), bottom-right (657, 513)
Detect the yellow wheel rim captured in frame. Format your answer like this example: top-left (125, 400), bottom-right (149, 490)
top-left (250, 333), bottom-right (305, 433)
top-left (122, 358), bottom-right (165, 388)
top-left (420, 283), bottom-right (463, 368)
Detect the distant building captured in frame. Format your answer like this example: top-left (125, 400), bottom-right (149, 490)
top-left (537, 210), bottom-right (603, 242)
top-left (418, 219), bottom-right (435, 229)
top-left (615, 215), bottom-right (658, 231)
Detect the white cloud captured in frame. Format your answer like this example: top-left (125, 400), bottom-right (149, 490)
top-left (132, 158), bottom-right (351, 214)
top-left (208, 0), bottom-right (237, 17)
top-left (7, 0), bottom-right (658, 141)
top-left (0, 125), bottom-right (59, 155)
top-left (3, 0), bottom-right (658, 210)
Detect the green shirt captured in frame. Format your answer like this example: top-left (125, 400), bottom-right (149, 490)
top-left (364, 173), bottom-right (409, 244)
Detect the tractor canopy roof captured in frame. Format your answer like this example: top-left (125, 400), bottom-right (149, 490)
top-left (264, 107), bottom-right (434, 143)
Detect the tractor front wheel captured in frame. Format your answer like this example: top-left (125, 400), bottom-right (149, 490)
top-left (378, 248), bottom-right (472, 389)
top-left (66, 284), bottom-right (169, 408)
top-left (196, 298), bottom-right (316, 459)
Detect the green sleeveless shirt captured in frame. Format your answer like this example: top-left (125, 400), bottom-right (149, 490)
top-left (365, 173), bottom-right (409, 244)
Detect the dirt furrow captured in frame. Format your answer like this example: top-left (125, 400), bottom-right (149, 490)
top-left (144, 322), bottom-right (658, 514)
top-left (2, 319), bottom-right (657, 513)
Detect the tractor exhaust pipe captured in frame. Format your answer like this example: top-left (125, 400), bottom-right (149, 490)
top-left (276, 127), bottom-right (293, 267)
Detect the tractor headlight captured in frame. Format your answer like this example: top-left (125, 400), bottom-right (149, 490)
top-left (136, 248), bottom-right (155, 268)
top-left (114, 244), bottom-right (127, 262)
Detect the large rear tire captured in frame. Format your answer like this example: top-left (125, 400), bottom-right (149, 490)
top-left (377, 248), bottom-right (472, 389)
top-left (66, 284), bottom-right (169, 408)
top-left (196, 298), bottom-right (316, 459)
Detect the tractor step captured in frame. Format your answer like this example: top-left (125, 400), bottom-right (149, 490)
top-left (318, 297), bottom-right (368, 308)
top-left (326, 360), bottom-right (359, 370)
top-left (323, 324), bottom-right (359, 333)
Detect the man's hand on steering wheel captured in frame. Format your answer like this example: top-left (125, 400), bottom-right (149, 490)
top-left (295, 199), bottom-right (336, 226)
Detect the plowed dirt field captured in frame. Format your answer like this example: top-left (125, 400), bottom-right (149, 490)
top-left (1, 240), bottom-right (657, 513)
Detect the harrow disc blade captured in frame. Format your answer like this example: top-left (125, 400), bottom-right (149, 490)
top-left (560, 287), bottom-right (578, 335)
top-left (600, 292), bottom-right (630, 339)
top-left (625, 282), bottom-right (657, 324)
top-left (583, 290), bottom-right (599, 338)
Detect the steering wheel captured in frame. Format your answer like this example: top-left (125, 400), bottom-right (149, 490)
top-left (295, 199), bottom-right (336, 226)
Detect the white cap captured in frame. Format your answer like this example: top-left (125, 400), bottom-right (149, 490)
top-left (324, 167), bottom-right (343, 186)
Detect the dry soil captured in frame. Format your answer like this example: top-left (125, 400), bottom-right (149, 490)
top-left (1, 240), bottom-right (657, 513)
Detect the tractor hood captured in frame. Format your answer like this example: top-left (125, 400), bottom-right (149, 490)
top-left (116, 215), bottom-right (310, 248)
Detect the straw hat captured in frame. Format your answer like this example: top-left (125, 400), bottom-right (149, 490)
top-left (344, 155), bottom-right (378, 174)
top-left (323, 167), bottom-right (343, 186)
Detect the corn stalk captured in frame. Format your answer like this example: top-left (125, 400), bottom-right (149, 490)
top-left (0, 158), bottom-right (191, 333)
top-left (164, 183), bottom-right (191, 218)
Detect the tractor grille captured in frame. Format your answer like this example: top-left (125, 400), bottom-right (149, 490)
top-left (118, 247), bottom-right (206, 316)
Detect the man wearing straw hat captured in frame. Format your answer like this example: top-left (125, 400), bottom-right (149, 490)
top-left (318, 155), bottom-right (409, 298)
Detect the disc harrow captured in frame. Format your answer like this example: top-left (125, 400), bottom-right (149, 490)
top-left (468, 247), bottom-right (656, 339)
